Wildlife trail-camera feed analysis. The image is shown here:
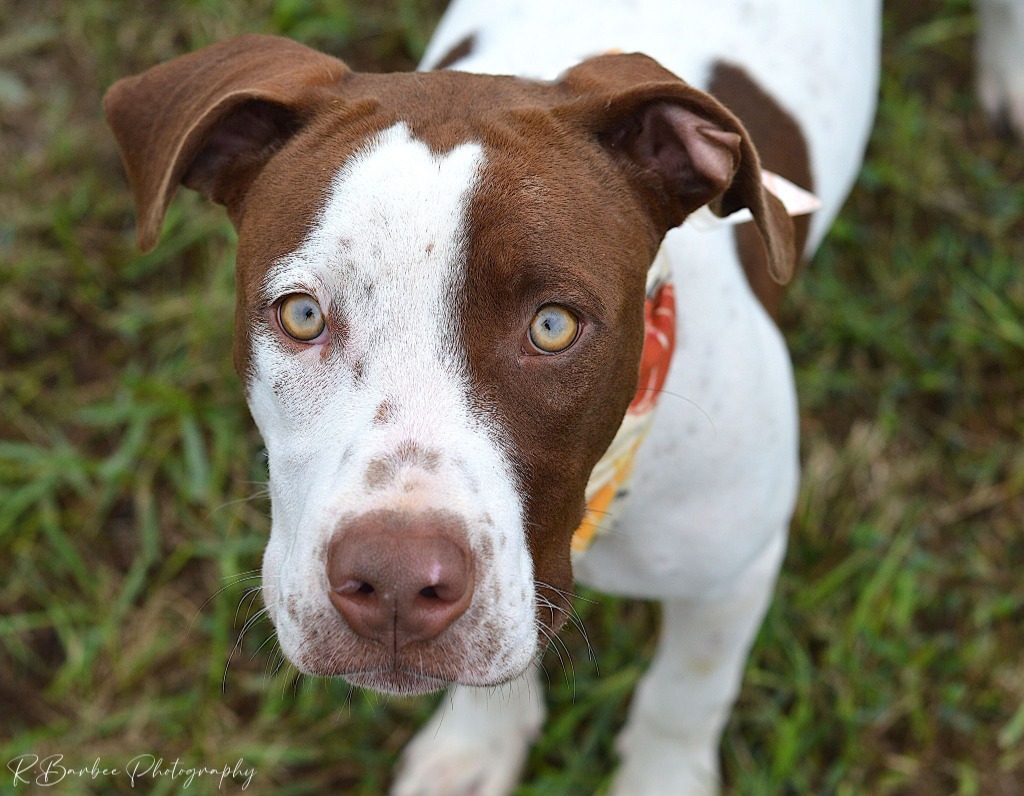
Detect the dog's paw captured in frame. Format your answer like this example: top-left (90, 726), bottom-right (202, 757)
top-left (391, 736), bottom-right (525, 796)
top-left (390, 680), bottom-right (545, 796)
top-left (609, 722), bottom-right (720, 796)
top-left (977, 69), bottom-right (1024, 139)
top-left (974, 58), bottom-right (1024, 139)
top-left (976, 0), bottom-right (1024, 138)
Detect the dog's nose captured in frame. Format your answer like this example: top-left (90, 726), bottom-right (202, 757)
top-left (326, 510), bottom-right (474, 649)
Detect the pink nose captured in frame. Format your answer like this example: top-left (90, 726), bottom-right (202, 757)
top-left (327, 510), bottom-right (474, 649)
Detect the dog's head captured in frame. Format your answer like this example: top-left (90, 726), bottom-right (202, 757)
top-left (105, 35), bottom-right (792, 695)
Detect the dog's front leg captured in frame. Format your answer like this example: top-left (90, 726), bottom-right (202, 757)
top-left (610, 533), bottom-right (787, 796)
top-left (976, 0), bottom-right (1024, 137)
top-left (392, 665), bottom-right (545, 796)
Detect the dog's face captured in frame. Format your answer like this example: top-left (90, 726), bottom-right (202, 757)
top-left (236, 103), bottom-right (655, 693)
top-left (105, 36), bottom-right (791, 695)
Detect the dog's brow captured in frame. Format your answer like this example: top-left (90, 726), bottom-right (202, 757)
top-left (260, 267), bottom-right (327, 304)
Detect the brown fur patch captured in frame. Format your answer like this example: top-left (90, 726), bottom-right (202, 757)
top-left (373, 401), bottom-right (394, 425)
top-left (709, 61), bottom-right (814, 318)
top-left (364, 458), bottom-right (394, 490)
top-left (365, 441), bottom-right (444, 490)
top-left (459, 102), bottom-right (658, 620)
top-left (431, 34), bottom-right (476, 71)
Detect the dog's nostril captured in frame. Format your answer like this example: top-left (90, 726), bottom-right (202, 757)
top-left (335, 579), bottom-right (375, 596)
top-left (419, 585), bottom-right (439, 599)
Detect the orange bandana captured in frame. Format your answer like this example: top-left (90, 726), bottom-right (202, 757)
top-left (572, 251), bottom-right (676, 555)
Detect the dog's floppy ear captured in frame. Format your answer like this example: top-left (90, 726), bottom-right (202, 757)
top-left (104, 34), bottom-right (349, 251)
top-left (556, 53), bottom-right (795, 283)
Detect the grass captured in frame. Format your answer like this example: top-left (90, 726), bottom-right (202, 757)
top-left (1, 0), bottom-right (1021, 793)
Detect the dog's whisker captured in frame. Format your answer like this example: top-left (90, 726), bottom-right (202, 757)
top-left (243, 585), bottom-right (265, 620)
top-left (265, 643), bottom-right (295, 696)
top-left (536, 615), bottom-right (574, 696)
top-left (222, 605), bottom-right (272, 693)
top-left (270, 652), bottom-right (290, 683)
top-left (534, 579), bottom-right (600, 668)
top-left (639, 388), bottom-right (715, 431)
top-left (232, 585), bottom-right (263, 627)
top-left (211, 486), bottom-right (271, 514)
top-left (250, 629), bottom-right (280, 662)
top-left (537, 657), bottom-right (553, 689)
top-left (536, 598), bottom-right (577, 659)
top-left (538, 596), bottom-right (580, 687)
top-left (558, 603), bottom-right (597, 667)
top-left (220, 646), bottom-right (238, 695)
top-left (187, 572), bottom-right (263, 636)
top-left (538, 596), bottom-right (598, 671)
top-left (535, 580), bottom-right (598, 606)
top-left (238, 606), bottom-right (271, 642)
top-left (262, 639), bottom-right (283, 677)
top-left (342, 683), bottom-right (356, 715)
top-left (527, 639), bottom-right (556, 690)
top-left (536, 602), bottom-right (577, 672)
top-left (221, 568), bottom-right (262, 582)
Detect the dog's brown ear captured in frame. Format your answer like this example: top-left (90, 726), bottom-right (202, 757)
top-left (556, 53), bottom-right (795, 284)
top-left (104, 34), bottom-right (349, 251)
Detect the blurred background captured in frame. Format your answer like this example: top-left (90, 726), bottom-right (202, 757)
top-left (1, 0), bottom-right (1021, 793)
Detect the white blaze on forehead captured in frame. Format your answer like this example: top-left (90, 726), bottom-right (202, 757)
top-left (264, 121), bottom-right (483, 370)
top-left (247, 121), bottom-right (494, 500)
top-left (249, 120), bottom-right (526, 536)
top-left (254, 122), bottom-right (488, 436)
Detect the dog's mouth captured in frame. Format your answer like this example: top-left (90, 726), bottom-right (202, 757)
top-left (296, 646), bottom-right (525, 696)
top-left (292, 640), bottom-right (460, 695)
top-left (274, 583), bottom-right (543, 695)
top-left (339, 667), bottom-right (458, 697)
top-left (278, 609), bottom-right (554, 696)
top-left (336, 650), bottom-right (547, 696)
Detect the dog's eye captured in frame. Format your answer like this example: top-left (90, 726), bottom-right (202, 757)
top-left (279, 293), bottom-right (326, 342)
top-left (529, 304), bottom-right (580, 353)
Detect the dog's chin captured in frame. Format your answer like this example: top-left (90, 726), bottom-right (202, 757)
top-left (290, 650), bottom-right (538, 696)
top-left (340, 665), bottom-right (540, 696)
top-left (341, 669), bottom-right (455, 696)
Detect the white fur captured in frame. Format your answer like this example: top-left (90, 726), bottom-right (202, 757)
top-left (249, 123), bottom-right (537, 687)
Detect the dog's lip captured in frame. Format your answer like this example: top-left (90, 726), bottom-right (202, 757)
top-left (334, 663), bottom-right (527, 695)
top-left (339, 666), bottom-right (455, 696)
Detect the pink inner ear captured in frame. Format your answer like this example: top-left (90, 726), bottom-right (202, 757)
top-left (634, 103), bottom-right (741, 199)
top-left (181, 99), bottom-right (300, 207)
top-left (689, 124), bottom-right (742, 194)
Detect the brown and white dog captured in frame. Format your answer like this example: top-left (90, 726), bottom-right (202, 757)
top-left (104, 1), bottom-right (1023, 793)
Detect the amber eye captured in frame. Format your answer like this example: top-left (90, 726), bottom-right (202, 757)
top-left (528, 304), bottom-right (580, 353)
top-left (279, 293), bottom-right (326, 341)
